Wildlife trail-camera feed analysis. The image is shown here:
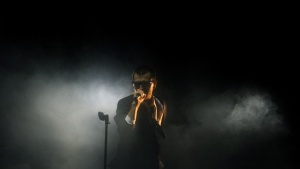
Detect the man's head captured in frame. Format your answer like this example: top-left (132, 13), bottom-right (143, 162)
top-left (132, 65), bottom-right (157, 99)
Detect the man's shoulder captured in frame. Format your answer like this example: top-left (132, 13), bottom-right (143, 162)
top-left (154, 96), bottom-right (166, 110)
top-left (117, 94), bottom-right (133, 105)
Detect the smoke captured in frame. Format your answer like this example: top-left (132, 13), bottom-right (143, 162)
top-left (224, 93), bottom-right (283, 133)
top-left (0, 45), bottom-right (293, 169)
top-left (187, 88), bottom-right (285, 133)
top-left (162, 88), bottom-right (291, 169)
top-left (0, 20), bottom-right (296, 169)
top-left (0, 64), bottom-right (293, 169)
top-left (0, 61), bottom-right (132, 169)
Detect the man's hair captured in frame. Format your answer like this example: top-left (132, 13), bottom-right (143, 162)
top-left (132, 65), bottom-right (156, 81)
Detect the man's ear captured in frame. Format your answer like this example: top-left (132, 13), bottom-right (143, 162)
top-left (153, 81), bottom-right (157, 89)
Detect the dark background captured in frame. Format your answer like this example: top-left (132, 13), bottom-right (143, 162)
top-left (0, 12), bottom-right (298, 169)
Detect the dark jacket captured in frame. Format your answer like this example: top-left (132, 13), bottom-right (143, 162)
top-left (111, 95), bottom-right (166, 169)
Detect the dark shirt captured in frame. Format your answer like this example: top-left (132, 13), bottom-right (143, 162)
top-left (112, 95), bottom-right (166, 169)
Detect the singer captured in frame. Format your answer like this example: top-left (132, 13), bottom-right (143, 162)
top-left (111, 65), bottom-right (167, 169)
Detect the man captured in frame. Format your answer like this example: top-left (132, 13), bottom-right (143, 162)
top-left (112, 65), bottom-right (167, 169)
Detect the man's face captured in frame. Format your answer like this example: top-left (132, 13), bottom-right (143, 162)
top-left (132, 72), bottom-right (156, 99)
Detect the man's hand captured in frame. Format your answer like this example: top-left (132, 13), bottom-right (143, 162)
top-left (133, 89), bottom-right (146, 105)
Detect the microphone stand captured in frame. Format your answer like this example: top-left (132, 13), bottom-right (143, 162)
top-left (98, 112), bottom-right (110, 169)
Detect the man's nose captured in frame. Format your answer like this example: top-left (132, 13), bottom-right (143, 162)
top-left (138, 85), bottom-right (143, 89)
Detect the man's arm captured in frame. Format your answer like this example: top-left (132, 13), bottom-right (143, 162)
top-left (114, 98), bottom-right (132, 130)
top-left (155, 98), bottom-right (167, 126)
top-left (114, 96), bottom-right (140, 130)
top-left (126, 100), bottom-right (141, 126)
